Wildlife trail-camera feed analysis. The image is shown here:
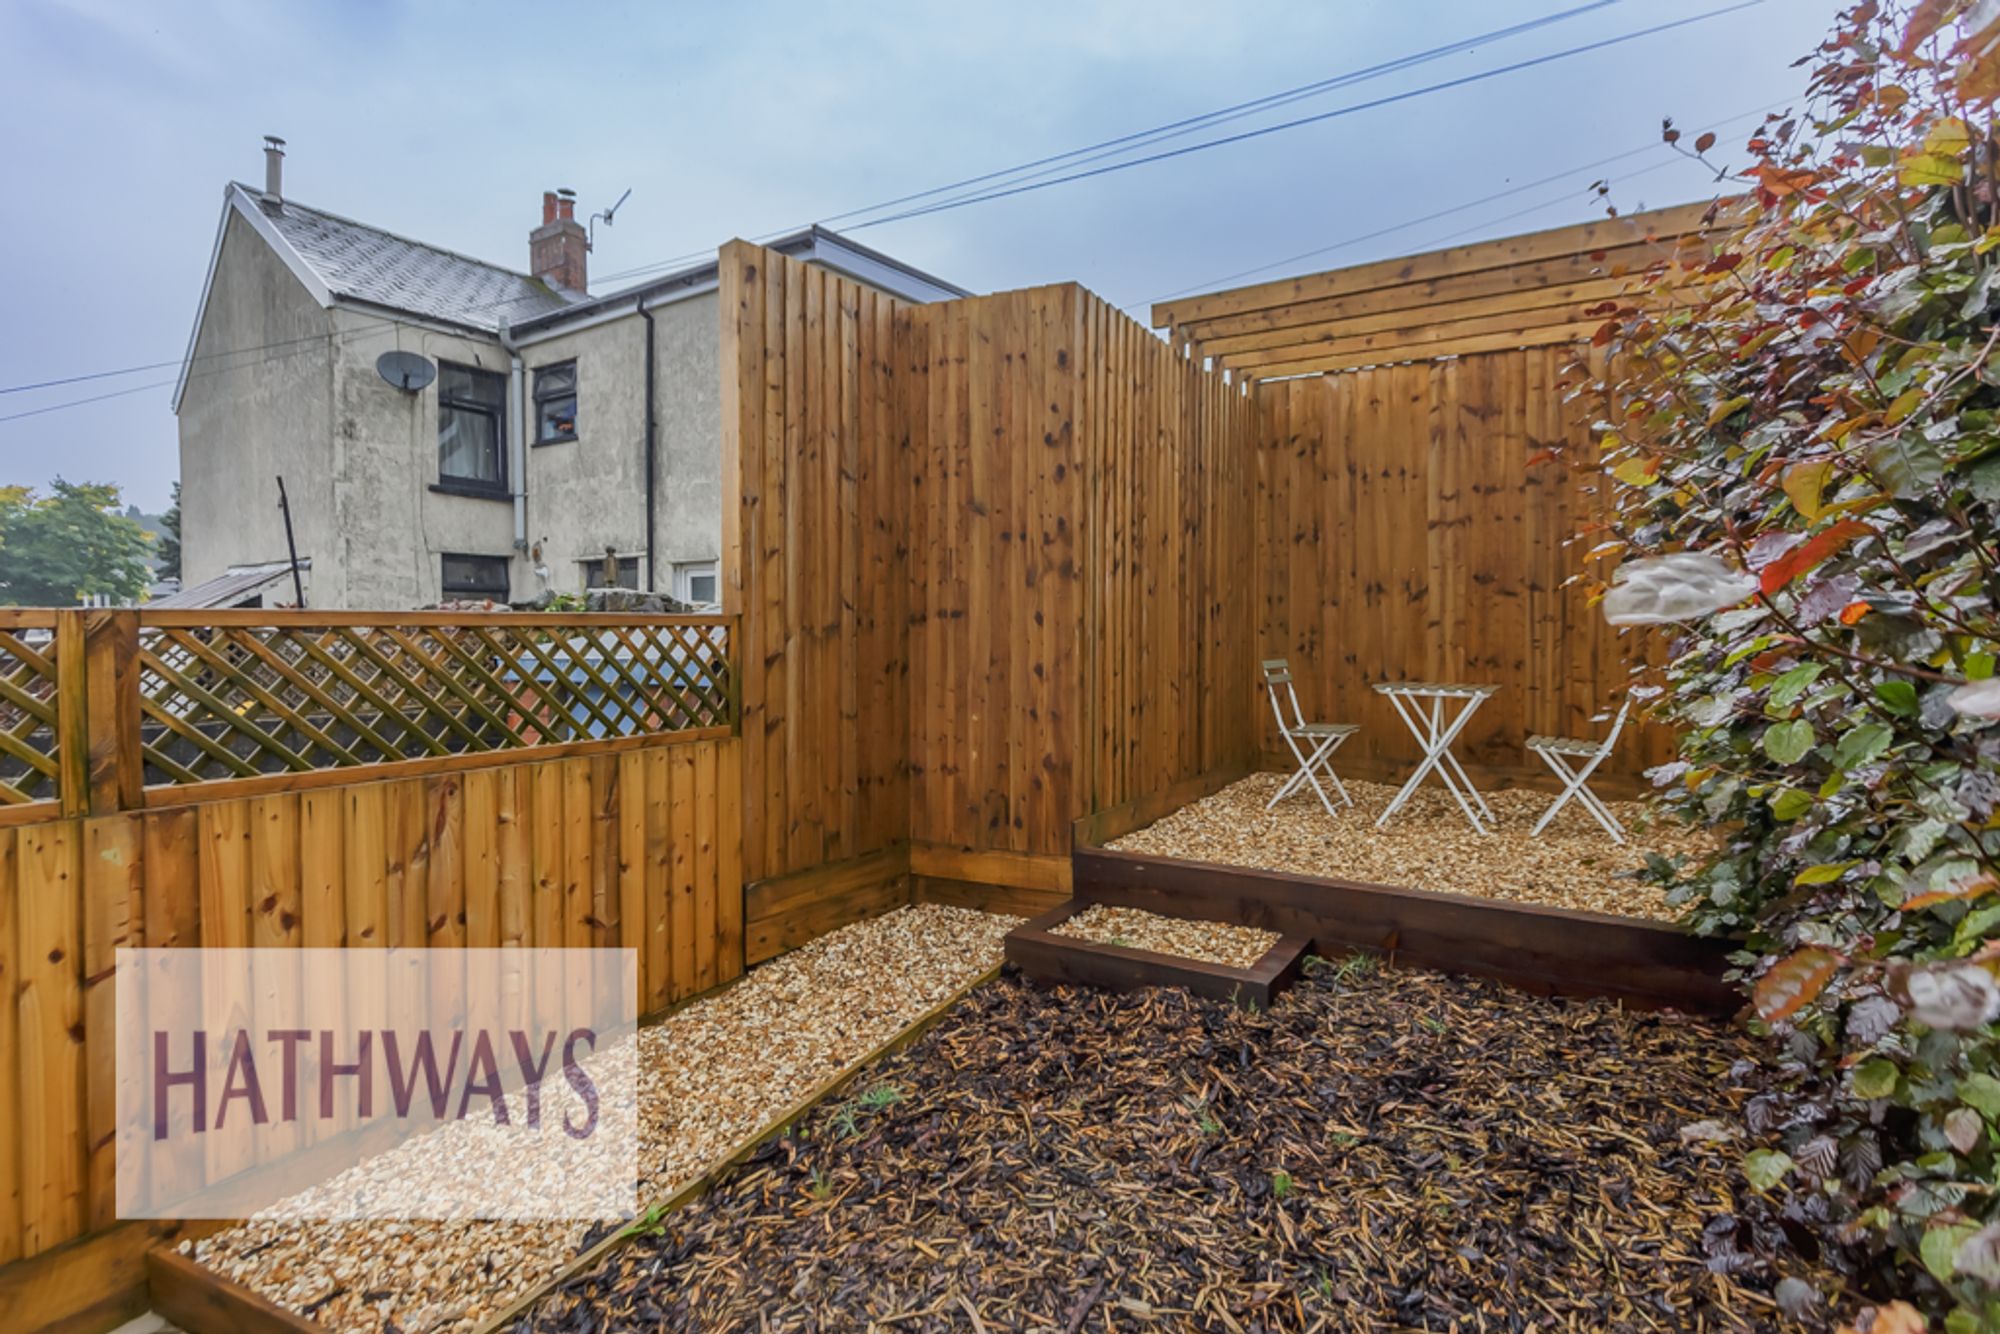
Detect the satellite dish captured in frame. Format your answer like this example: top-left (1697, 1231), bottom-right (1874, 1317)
top-left (376, 350), bottom-right (437, 393)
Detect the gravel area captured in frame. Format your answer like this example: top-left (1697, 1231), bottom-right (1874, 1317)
top-left (522, 960), bottom-right (1831, 1332)
top-left (1053, 903), bottom-right (1280, 968)
top-left (1110, 774), bottom-right (1710, 920)
top-left (183, 904), bottom-right (1018, 1333)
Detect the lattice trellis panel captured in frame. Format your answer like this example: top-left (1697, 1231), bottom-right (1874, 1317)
top-left (136, 619), bottom-right (733, 786)
top-left (0, 624), bottom-right (61, 807)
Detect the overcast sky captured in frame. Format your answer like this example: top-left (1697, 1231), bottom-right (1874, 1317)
top-left (0, 0), bottom-right (1843, 514)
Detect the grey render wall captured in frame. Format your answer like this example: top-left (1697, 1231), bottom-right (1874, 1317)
top-left (516, 291), bottom-right (722, 599)
top-left (177, 210), bottom-right (336, 599)
top-left (325, 307), bottom-right (515, 607)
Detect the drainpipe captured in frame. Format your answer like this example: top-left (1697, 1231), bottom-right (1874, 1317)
top-left (639, 300), bottom-right (657, 591)
top-left (497, 319), bottom-right (528, 553)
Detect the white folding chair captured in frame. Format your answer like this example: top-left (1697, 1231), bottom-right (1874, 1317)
top-left (1527, 696), bottom-right (1634, 843)
top-left (1262, 659), bottom-right (1359, 816)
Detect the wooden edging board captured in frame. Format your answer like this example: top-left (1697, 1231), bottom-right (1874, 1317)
top-left (1004, 900), bottom-right (1308, 1009)
top-left (145, 960), bottom-right (1002, 1334)
top-left (1072, 846), bottom-right (1737, 1014)
top-left (149, 1247), bottom-right (321, 1334)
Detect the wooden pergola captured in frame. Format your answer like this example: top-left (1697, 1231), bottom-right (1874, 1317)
top-left (1151, 200), bottom-right (1716, 380)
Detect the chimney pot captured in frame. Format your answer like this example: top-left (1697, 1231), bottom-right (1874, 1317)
top-left (263, 135), bottom-right (286, 202)
top-left (542, 191), bottom-right (558, 225)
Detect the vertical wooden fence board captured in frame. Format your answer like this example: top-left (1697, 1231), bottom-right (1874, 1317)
top-left (16, 821), bottom-right (83, 1255)
top-left (81, 816), bottom-right (140, 1231)
top-left (669, 744), bottom-right (697, 1001)
top-left (642, 748), bottom-right (673, 1012)
top-left (0, 828), bottom-right (16, 1264)
top-left (460, 769), bottom-right (498, 950)
top-left (694, 742), bottom-right (720, 993)
top-left (426, 776), bottom-right (465, 949)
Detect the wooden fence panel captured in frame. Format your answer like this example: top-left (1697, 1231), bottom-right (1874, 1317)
top-left (721, 241), bottom-right (914, 893)
top-left (1250, 351), bottom-right (1671, 786)
top-left (0, 730), bottom-right (739, 1274)
top-left (1076, 292), bottom-right (1258, 822)
top-left (722, 242), bottom-right (1259, 914)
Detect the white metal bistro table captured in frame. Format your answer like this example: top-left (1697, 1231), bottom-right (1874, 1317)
top-left (1372, 681), bottom-right (1500, 833)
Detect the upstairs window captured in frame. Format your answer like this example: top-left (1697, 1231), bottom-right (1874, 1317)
top-left (441, 552), bottom-right (510, 601)
top-left (438, 363), bottom-right (507, 494)
top-left (534, 361), bottom-right (578, 443)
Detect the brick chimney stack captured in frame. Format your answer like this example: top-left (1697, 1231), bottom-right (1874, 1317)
top-left (530, 189), bottom-right (588, 294)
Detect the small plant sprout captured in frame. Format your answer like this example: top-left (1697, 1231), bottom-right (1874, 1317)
top-left (1419, 1013), bottom-right (1448, 1036)
top-left (1331, 954), bottom-right (1376, 985)
top-left (1185, 1094), bottom-right (1223, 1136)
top-left (859, 1083), bottom-right (904, 1111)
top-left (805, 1167), bottom-right (834, 1201)
top-left (1271, 1170), bottom-right (1294, 1200)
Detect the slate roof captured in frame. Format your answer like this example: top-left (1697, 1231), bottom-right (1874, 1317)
top-left (245, 186), bottom-right (577, 332)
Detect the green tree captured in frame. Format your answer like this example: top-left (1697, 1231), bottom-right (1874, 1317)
top-left (0, 479), bottom-right (155, 606)
top-left (1586, 2), bottom-right (2000, 1324)
top-left (157, 480), bottom-right (182, 580)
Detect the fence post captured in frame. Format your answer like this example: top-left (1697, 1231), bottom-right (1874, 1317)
top-left (54, 611), bottom-right (89, 816)
top-left (81, 609), bottom-right (142, 815)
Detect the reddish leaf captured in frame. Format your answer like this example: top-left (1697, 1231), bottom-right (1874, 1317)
top-left (1839, 600), bottom-right (1872, 626)
top-left (1897, 0), bottom-right (1951, 55)
top-left (1695, 131), bottom-right (1718, 153)
top-left (1755, 947), bottom-right (1841, 1023)
top-left (1524, 448), bottom-right (1558, 468)
top-left (1903, 874), bottom-right (1998, 912)
top-left (1757, 164), bottom-right (1821, 197)
top-left (1760, 520), bottom-right (1874, 595)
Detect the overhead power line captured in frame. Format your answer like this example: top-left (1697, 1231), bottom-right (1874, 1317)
top-left (1129, 99), bottom-right (1786, 312)
top-left (0, 377), bottom-right (180, 424)
top-left (839, 0), bottom-right (1763, 234)
top-left (813, 0), bottom-right (1628, 229)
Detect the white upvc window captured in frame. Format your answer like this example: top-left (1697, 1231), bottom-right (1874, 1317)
top-left (673, 560), bottom-right (719, 607)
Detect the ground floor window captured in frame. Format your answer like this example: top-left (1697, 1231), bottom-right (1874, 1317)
top-left (441, 552), bottom-right (510, 600)
top-left (674, 560), bottom-right (719, 606)
top-left (580, 554), bottom-right (641, 589)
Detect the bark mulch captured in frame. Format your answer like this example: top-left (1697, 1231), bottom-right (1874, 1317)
top-left (520, 959), bottom-right (1835, 1333)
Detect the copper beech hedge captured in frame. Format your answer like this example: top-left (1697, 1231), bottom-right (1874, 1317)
top-left (1580, 2), bottom-right (2000, 1327)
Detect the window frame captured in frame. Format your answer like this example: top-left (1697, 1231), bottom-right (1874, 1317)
top-left (533, 360), bottom-right (579, 445)
top-left (436, 361), bottom-right (509, 497)
top-left (674, 560), bottom-right (720, 607)
top-left (578, 555), bottom-right (641, 590)
top-left (440, 552), bottom-right (512, 601)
